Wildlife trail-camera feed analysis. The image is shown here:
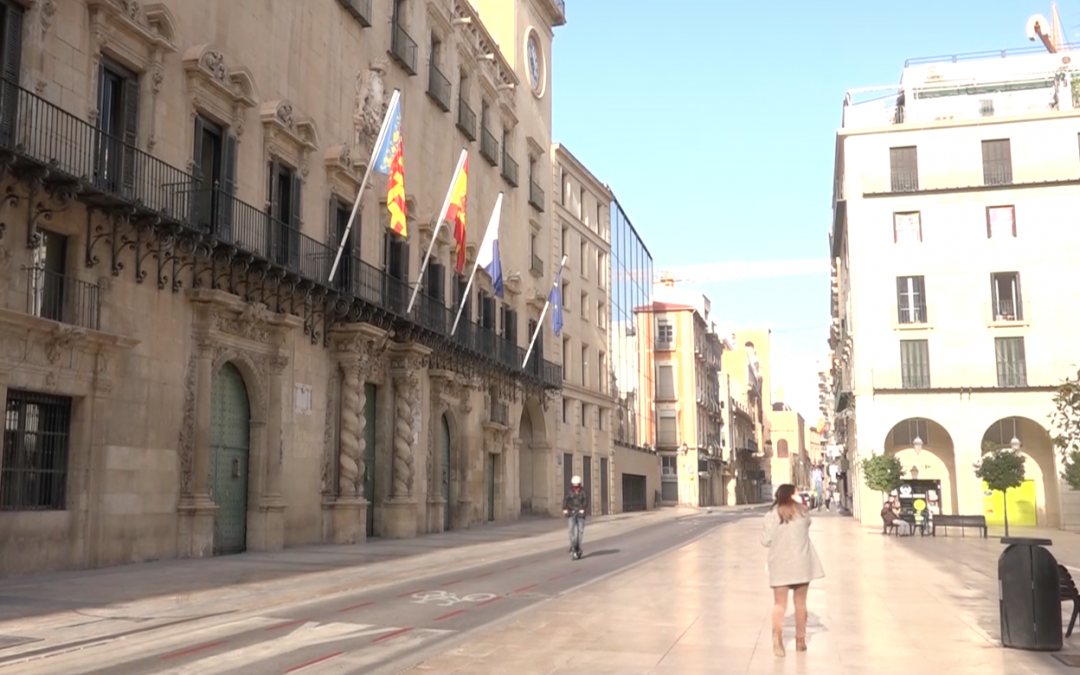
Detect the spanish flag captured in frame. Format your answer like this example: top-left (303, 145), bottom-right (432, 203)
top-left (373, 95), bottom-right (406, 237)
top-left (443, 153), bottom-right (468, 274)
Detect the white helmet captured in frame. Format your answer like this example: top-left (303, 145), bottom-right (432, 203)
top-left (571, 475), bottom-right (582, 486)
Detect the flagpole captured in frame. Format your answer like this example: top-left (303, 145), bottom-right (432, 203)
top-left (450, 192), bottom-right (502, 336)
top-left (328, 89), bottom-right (401, 285)
top-left (406, 148), bottom-right (468, 316)
top-left (522, 254), bottom-right (567, 369)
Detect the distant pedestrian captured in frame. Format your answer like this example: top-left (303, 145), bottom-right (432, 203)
top-left (824, 489), bottom-right (833, 511)
top-left (761, 483), bottom-right (825, 657)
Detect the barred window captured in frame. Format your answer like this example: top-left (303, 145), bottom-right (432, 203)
top-left (1, 390), bottom-right (72, 511)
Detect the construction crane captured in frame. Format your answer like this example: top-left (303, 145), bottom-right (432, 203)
top-left (1028, 3), bottom-right (1068, 53)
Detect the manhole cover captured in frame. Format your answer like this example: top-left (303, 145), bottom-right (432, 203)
top-left (0, 635), bottom-right (40, 651)
top-left (1052, 654), bottom-right (1080, 667)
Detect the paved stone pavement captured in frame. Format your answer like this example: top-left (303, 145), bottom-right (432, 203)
top-left (0, 507), bottom-right (707, 630)
top-left (399, 510), bottom-right (1080, 675)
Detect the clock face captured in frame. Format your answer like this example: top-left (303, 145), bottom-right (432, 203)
top-left (527, 33), bottom-right (542, 94)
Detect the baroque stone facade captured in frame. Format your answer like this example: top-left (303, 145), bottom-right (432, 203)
top-left (0, 0), bottom-right (567, 576)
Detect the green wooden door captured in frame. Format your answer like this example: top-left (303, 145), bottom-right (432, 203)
top-left (363, 382), bottom-right (376, 537)
top-left (487, 454), bottom-right (496, 522)
top-left (210, 363), bottom-right (250, 556)
top-left (441, 415), bottom-right (451, 531)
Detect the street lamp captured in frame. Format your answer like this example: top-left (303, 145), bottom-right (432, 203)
top-left (910, 466), bottom-right (920, 480)
top-left (1010, 436), bottom-right (1021, 451)
top-left (912, 436), bottom-right (923, 455)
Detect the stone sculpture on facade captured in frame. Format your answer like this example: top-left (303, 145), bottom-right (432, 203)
top-left (353, 57), bottom-right (390, 158)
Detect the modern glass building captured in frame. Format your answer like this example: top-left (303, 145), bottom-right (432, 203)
top-left (609, 194), bottom-right (654, 450)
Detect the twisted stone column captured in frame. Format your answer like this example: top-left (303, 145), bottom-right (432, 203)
top-left (338, 365), bottom-right (365, 497)
top-left (392, 372), bottom-right (418, 498)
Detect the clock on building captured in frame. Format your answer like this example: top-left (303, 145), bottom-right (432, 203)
top-left (526, 31), bottom-right (543, 95)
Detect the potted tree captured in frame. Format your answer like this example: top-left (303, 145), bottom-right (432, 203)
top-left (860, 453), bottom-right (904, 504)
top-left (973, 441), bottom-right (1026, 537)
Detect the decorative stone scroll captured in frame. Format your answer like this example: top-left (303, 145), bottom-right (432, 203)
top-left (353, 57), bottom-right (391, 165)
top-left (86, 0), bottom-right (178, 125)
top-left (261, 99), bottom-right (319, 179)
top-left (181, 44), bottom-right (258, 138)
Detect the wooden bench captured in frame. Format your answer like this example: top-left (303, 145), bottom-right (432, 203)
top-left (1059, 565), bottom-right (1080, 638)
top-left (931, 514), bottom-right (988, 538)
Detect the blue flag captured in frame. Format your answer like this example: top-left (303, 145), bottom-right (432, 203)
top-left (549, 263), bottom-right (564, 337)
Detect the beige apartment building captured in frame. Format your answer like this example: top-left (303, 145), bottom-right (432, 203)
top-left (833, 46), bottom-right (1080, 529)
top-left (767, 398), bottom-right (806, 490)
top-left (0, 0), bottom-right (570, 576)
top-left (639, 275), bottom-right (724, 507)
top-left (550, 143), bottom-right (616, 514)
top-left (719, 337), bottom-right (766, 504)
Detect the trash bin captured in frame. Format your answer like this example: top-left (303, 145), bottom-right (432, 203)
top-left (999, 537), bottom-right (1061, 651)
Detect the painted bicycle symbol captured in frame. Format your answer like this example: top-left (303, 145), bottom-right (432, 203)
top-left (410, 590), bottom-right (497, 607)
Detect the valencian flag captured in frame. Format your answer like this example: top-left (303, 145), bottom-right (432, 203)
top-left (443, 154), bottom-right (468, 273)
top-left (374, 94), bottom-right (406, 237)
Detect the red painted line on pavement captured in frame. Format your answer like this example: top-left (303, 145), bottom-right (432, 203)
top-left (433, 609), bottom-right (466, 622)
top-left (285, 651), bottom-right (344, 673)
top-left (475, 596), bottom-right (502, 607)
top-left (513, 583), bottom-right (538, 593)
top-left (396, 588), bottom-right (424, 597)
top-left (337, 601), bottom-right (374, 613)
top-left (159, 640), bottom-right (227, 660)
top-left (439, 578), bottom-right (464, 587)
top-left (373, 627), bottom-right (414, 643)
top-left (265, 618), bottom-right (307, 631)
top-left (548, 574), bottom-right (565, 581)
top-left (473, 571), bottom-right (495, 578)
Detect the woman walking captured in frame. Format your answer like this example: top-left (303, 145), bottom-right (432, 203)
top-left (761, 483), bottom-right (825, 657)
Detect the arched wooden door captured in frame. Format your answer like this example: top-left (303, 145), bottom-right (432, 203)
top-left (209, 362), bottom-right (250, 556)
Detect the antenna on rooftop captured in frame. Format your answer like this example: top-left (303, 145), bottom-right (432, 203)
top-left (1028, 3), bottom-right (1068, 53)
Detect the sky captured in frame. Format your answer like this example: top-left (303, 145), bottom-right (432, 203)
top-left (550, 0), bottom-right (1069, 422)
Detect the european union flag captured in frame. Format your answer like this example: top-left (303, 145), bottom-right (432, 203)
top-left (549, 264), bottom-right (564, 337)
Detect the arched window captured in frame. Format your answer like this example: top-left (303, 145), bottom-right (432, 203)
top-left (777, 439), bottom-right (790, 458)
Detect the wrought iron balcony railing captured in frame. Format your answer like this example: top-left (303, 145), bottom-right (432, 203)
top-left (501, 150), bottom-right (518, 187)
top-left (528, 180), bottom-right (545, 211)
top-left (336, 0), bottom-right (372, 27)
top-left (0, 77), bottom-right (562, 388)
top-left (390, 20), bottom-right (418, 75)
top-left (480, 127), bottom-right (499, 165)
top-left (426, 63), bottom-right (451, 112)
top-left (26, 267), bottom-right (101, 331)
top-left (456, 97), bottom-right (476, 141)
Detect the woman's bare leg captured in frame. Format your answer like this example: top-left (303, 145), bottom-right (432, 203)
top-left (792, 583), bottom-right (810, 649)
top-left (771, 587), bottom-right (788, 655)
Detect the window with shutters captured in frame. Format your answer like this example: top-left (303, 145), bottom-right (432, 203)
top-left (453, 273), bottom-right (471, 323)
top-left (266, 160), bottom-right (302, 272)
top-left (562, 336), bottom-right (570, 381)
top-left (657, 364), bottom-right (676, 401)
top-left (192, 115), bottom-right (238, 240)
top-left (478, 290), bottom-right (495, 330)
top-left (900, 339), bottom-right (930, 389)
top-left (890, 146), bottom-right (918, 192)
top-left (96, 58), bottom-right (140, 198)
top-left (896, 275), bottom-right (927, 324)
top-left (0, 0), bottom-right (24, 149)
top-left (995, 337), bottom-right (1027, 387)
top-left (501, 306), bottom-right (517, 345)
top-left (328, 197), bottom-right (357, 293)
top-left (776, 439), bottom-right (789, 458)
top-left (658, 413), bottom-right (678, 448)
top-left (982, 139), bottom-right (1013, 186)
top-left (580, 344), bottom-right (589, 388)
top-left (384, 230), bottom-right (410, 313)
top-left (657, 319), bottom-right (674, 349)
top-left (990, 272), bottom-right (1022, 321)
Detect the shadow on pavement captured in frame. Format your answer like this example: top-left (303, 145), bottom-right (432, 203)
top-left (583, 549), bottom-right (619, 559)
top-left (0, 514), bottom-right (580, 622)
